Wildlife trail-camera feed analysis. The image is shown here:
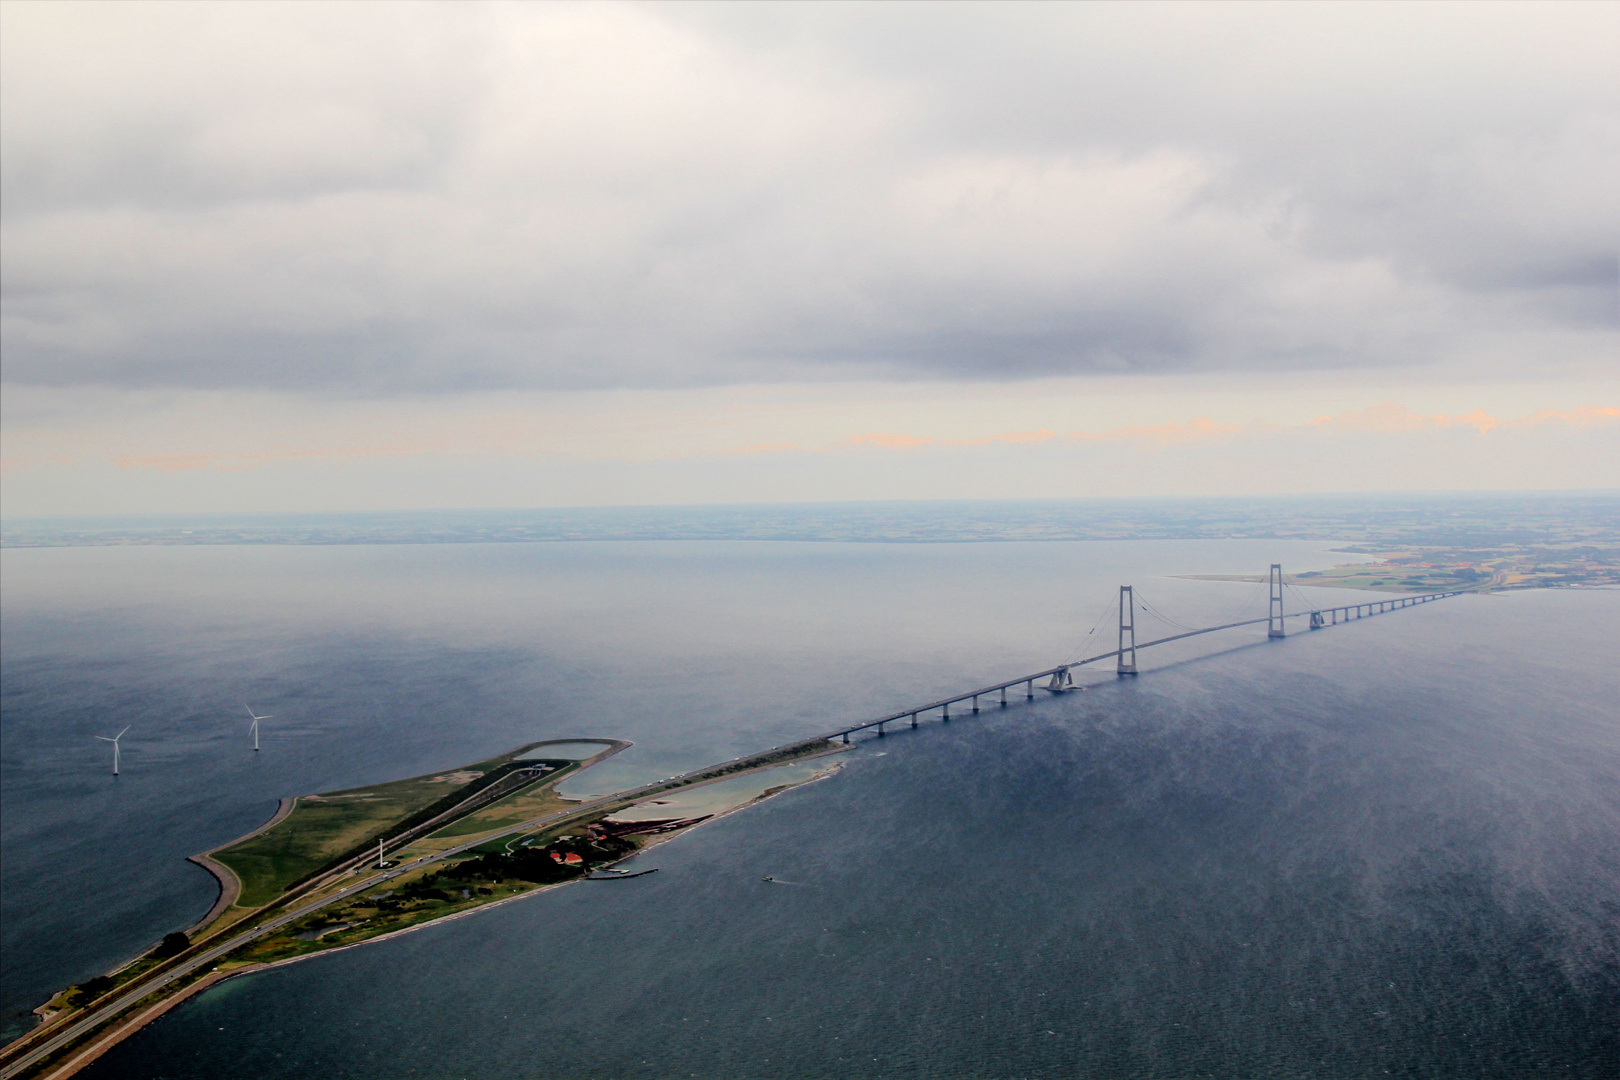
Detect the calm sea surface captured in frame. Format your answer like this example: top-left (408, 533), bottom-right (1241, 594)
top-left (2, 540), bottom-right (1616, 1077)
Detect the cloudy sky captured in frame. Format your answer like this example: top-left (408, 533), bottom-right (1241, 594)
top-left (2, 0), bottom-right (1615, 516)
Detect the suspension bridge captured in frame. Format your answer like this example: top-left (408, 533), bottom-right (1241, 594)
top-left (0, 563), bottom-right (1473, 1080)
top-left (825, 564), bottom-right (1467, 743)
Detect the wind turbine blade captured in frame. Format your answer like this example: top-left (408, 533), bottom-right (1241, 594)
top-left (95, 736), bottom-right (114, 742)
top-left (116, 726), bottom-right (130, 739)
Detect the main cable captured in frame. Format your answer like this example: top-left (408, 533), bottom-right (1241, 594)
top-left (1131, 589), bottom-right (1200, 632)
top-left (1063, 591), bottom-right (1120, 666)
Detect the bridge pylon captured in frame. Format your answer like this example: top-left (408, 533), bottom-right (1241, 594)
top-left (1117, 585), bottom-right (1138, 675)
top-left (1268, 563), bottom-right (1286, 638)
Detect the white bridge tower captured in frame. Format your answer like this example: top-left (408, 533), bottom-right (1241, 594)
top-left (1269, 563), bottom-right (1286, 638)
top-left (1117, 585), bottom-right (1138, 675)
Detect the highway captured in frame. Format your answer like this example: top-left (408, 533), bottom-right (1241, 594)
top-left (4, 582), bottom-right (1466, 1077)
top-left (0, 742), bottom-right (832, 1080)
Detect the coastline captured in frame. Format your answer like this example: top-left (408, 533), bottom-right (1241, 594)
top-left (29, 967), bottom-right (267, 1080)
top-left (5, 738), bottom-right (834, 1079)
top-left (29, 754), bottom-right (849, 1079)
top-left (210, 754), bottom-right (847, 974)
top-left (183, 796), bottom-right (296, 935)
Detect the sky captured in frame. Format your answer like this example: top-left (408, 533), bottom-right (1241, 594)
top-left (1, 0), bottom-right (1615, 517)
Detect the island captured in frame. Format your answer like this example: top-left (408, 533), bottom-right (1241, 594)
top-left (5, 737), bottom-right (846, 1080)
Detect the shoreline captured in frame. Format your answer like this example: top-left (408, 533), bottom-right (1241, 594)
top-left (29, 967), bottom-right (267, 1080)
top-left (32, 753), bottom-right (850, 1078)
top-left (183, 796), bottom-right (296, 935)
top-left (14, 741), bottom-right (624, 1055)
top-left (221, 754), bottom-right (847, 971)
top-left (5, 738), bottom-right (838, 1079)
top-left (140, 757), bottom-right (855, 1003)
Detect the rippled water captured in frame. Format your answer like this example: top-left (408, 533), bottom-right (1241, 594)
top-left (4, 540), bottom-right (1617, 1076)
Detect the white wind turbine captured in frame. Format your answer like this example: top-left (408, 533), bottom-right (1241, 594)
top-left (96, 727), bottom-right (130, 775)
top-left (246, 705), bottom-right (272, 751)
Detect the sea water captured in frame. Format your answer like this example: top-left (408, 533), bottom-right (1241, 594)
top-left (3, 539), bottom-right (1616, 1076)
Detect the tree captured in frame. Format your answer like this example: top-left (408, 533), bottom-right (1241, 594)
top-left (151, 932), bottom-right (190, 959)
top-left (68, 976), bottom-right (114, 1007)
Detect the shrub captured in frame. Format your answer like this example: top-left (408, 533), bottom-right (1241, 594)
top-left (68, 976), bottom-right (114, 1007)
top-left (151, 932), bottom-right (190, 959)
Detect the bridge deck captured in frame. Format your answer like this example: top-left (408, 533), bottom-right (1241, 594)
top-left (822, 589), bottom-right (1464, 741)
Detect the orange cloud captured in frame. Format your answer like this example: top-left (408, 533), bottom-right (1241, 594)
top-left (948, 429), bottom-right (1057, 447)
top-left (0, 453), bottom-right (84, 473)
top-left (26, 402), bottom-right (1616, 481)
top-left (724, 442), bottom-right (799, 455)
top-left (1513, 404), bottom-right (1620, 428)
top-left (1310, 402), bottom-right (1497, 433)
top-left (1309, 402), bottom-right (1620, 435)
top-left (1071, 416), bottom-right (1244, 445)
top-left (729, 405), bottom-right (1616, 460)
top-left (114, 443), bottom-right (444, 472)
top-left (116, 454), bottom-right (218, 472)
top-left (847, 433), bottom-right (936, 448)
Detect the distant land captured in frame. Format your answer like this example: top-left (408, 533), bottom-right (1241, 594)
top-left (5, 492), bottom-right (1617, 547)
top-left (6, 494), bottom-right (1616, 591)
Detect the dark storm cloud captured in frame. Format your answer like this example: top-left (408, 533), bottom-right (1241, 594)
top-left (1, 1), bottom-right (1614, 393)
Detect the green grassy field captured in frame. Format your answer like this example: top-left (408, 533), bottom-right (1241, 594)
top-left (213, 773), bottom-right (485, 907)
top-left (427, 761), bottom-right (580, 839)
top-left (209, 741), bottom-right (610, 908)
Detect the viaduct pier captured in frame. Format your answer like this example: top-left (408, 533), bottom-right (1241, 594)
top-left (823, 565), bottom-right (1467, 743)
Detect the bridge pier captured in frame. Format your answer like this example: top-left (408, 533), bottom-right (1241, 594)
top-left (814, 576), bottom-right (1459, 755)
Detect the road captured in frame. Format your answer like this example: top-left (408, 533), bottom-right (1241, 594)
top-left (3, 584), bottom-right (1474, 1077)
top-left (0, 741), bottom-right (831, 1080)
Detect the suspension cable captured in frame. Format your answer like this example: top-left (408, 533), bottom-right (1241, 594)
top-left (1283, 582), bottom-right (1319, 613)
top-left (1130, 589), bottom-right (1201, 632)
top-left (1063, 591), bottom-right (1119, 665)
top-left (1227, 576), bottom-right (1271, 623)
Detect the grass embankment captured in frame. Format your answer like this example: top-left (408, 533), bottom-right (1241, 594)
top-left (208, 742), bottom-right (608, 909)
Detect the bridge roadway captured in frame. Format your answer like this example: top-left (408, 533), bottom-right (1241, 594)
top-left (3, 585), bottom-right (1464, 1079)
top-left (824, 589), bottom-right (1466, 741)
